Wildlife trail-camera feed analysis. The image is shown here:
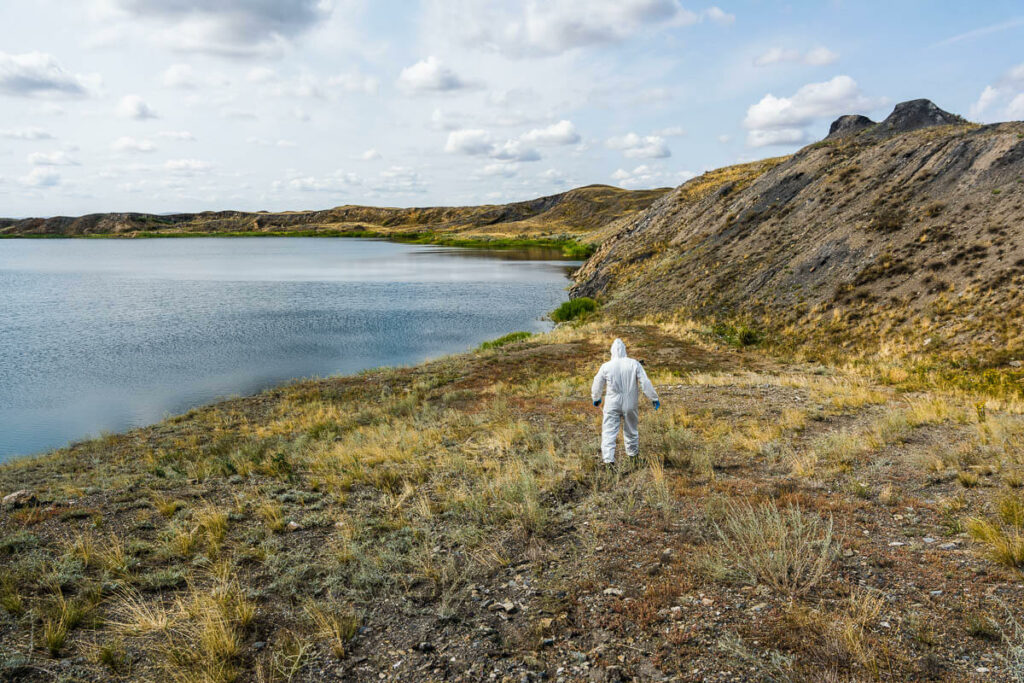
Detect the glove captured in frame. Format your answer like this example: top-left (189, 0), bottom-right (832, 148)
top-left (653, 400), bottom-right (660, 410)
top-left (593, 400), bottom-right (602, 407)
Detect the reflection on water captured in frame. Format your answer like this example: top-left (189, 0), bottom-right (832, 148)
top-left (0, 237), bottom-right (581, 459)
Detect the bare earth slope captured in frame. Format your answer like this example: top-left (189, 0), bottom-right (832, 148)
top-left (0, 185), bottom-right (669, 247)
top-left (573, 100), bottom-right (1024, 362)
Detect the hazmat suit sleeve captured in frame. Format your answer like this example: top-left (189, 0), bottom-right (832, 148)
top-left (591, 364), bottom-right (607, 404)
top-left (636, 362), bottom-right (659, 403)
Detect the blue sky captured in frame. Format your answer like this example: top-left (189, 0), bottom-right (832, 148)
top-left (0, 0), bottom-right (1021, 216)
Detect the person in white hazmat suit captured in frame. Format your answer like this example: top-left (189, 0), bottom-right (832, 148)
top-left (591, 338), bottom-right (660, 465)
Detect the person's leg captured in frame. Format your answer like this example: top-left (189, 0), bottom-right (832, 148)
top-left (601, 410), bottom-right (621, 463)
top-left (623, 406), bottom-right (640, 458)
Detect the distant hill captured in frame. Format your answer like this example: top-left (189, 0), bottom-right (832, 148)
top-left (572, 100), bottom-right (1024, 363)
top-left (0, 185), bottom-right (669, 251)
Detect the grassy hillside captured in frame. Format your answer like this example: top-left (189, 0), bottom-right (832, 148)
top-left (573, 102), bottom-right (1024, 366)
top-left (0, 185), bottom-right (669, 257)
top-left (2, 319), bottom-right (1024, 681)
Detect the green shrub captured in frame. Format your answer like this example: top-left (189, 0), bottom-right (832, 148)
top-left (711, 322), bottom-right (762, 347)
top-left (551, 297), bottom-right (598, 323)
top-left (479, 331), bottom-right (533, 350)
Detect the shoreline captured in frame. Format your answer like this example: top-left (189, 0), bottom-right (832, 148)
top-left (0, 230), bottom-right (596, 258)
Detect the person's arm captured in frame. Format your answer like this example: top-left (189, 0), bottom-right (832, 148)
top-left (637, 361), bottom-right (659, 404)
top-left (591, 364), bottom-right (607, 405)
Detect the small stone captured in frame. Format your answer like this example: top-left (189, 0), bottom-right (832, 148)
top-left (2, 490), bottom-right (36, 508)
top-left (923, 537), bottom-right (936, 544)
top-left (879, 621), bottom-right (891, 629)
top-left (929, 590), bottom-right (943, 596)
top-left (1010, 361), bottom-right (1022, 368)
top-left (286, 521), bottom-right (303, 532)
top-left (660, 548), bottom-right (673, 564)
top-left (888, 541), bottom-right (905, 547)
top-left (415, 642), bottom-right (435, 652)
top-left (594, 546), bottom-right (604, 552)
top-left (938, 542), bottom-right (958, 550)
top-left (253, 641), bottom-right (267, 651)
top-left (701, 597), bottom-right (714, 606)
top-left (227, 474), bottom-right (244, 484)
top-left (603, 588), bottom-right (624, 597)
top-left (750, 602), bottom-right (768, 612)
top-left (977, 667), bottom-right (990, 673)
top-left (843, 549), bottom-right (855, 557)
top-left (541, 638), bottom-right (555, 648)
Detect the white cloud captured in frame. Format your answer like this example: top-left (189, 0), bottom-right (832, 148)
top-left (427, 0), bottom-right (703, 58)
top-left (431, 108), bottom-right (465, 131)
top-left (490, 139), bottom-right (540, 162)
top-left (717, 134), bottom-right (731, 143)
top-left (481, 163), bottom-right (518, 177)
top-left (611, 164), bottom-right (694, 189)
top-left (606, 132), bottom-right (671, 158)
top-left (112, 136), bottom-right (156, 153)
top-left (20, 168), bottom-right (61, 186)
top-left (326, 72), bottom-right (380, 95)
top-left (117, 95), bottom-right (158, 120)
top-left (247, 67), bottom-right (277, 84)
top-left (162, 63), bottom-right (196, 88)
top-left (746, 128), bottom-right (806, 147)
top-left (99, 0), bottom-right (329, 57)
top-left (743, 75), bottom-right (882, 146)
top-left (246, 137), bottom-right (297, 148)
top-left (27, 150), bottom-right (78, 166)
top-left (157, 130), bottom-right (195, 141)
top-left (541, 168), bottom-right (568, 184)
top-left (654, 126), bottom-right (686, 137)
top-left (445, 129), bottom-right (494, 155)
top-left (0, 127), bottom-right (53, 140)
top-left (704, 6), bottom-right (735, 25)
top-left (754, 46), bottom-right (838, 67)
top-left (0, 51), bottom-right (94, 98)
top-left (165, 158), bottom-right (212, 175)
top-left (360, 148), bottom-right (382, 161)
top-left (521, 120), bottom-right (580, 145)
top-left (445, 129), bottom-right (541, 162)
top-left (1008, 93), bottom-right (1024, 120)
top-left (398, 56), bottom-right (474, 93)
top-left (969, 63), bottom-right (1024, 122)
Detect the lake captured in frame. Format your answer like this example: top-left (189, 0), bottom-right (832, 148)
top-left (0, 237), bottom-right (579, 460)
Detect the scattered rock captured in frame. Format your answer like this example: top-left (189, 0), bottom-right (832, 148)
top-left (923, 537), bottom-right (936, 544)
top-left (253, 641), bottom-right (266, 651)
top-left (415, 642), bottom-right (434, 652)
top-left (938, 542), bottom-right (959, 550)
top-left (1010, 360), bottom-right (1023, 368)
top-left (659, 548), bottom-right (673, 564)
top-left (286, 521), bottom-right (303, 532)
top-left (488, 601), bottom-right (517, 614)
top-left (701, 597), bottom-right (714, 607)
top-left (2, 490), bottom-right (36, 508)
top-left (602, 588), bottom-right (623, 597)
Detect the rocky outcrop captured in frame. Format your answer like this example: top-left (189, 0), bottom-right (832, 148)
top-left (868, 99), bottom-right (964, 138)
top-left (827, 114), bottom-right (875, 138)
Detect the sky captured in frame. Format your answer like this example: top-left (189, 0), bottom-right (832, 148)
top-left (0, 1), bottom-right (1022, 217)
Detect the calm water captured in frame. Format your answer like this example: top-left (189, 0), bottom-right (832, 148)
top-left (0, 238), bottom-right (579, 460)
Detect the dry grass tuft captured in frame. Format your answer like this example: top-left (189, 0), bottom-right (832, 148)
top-left (708, 499), bottom-right (836, 596)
